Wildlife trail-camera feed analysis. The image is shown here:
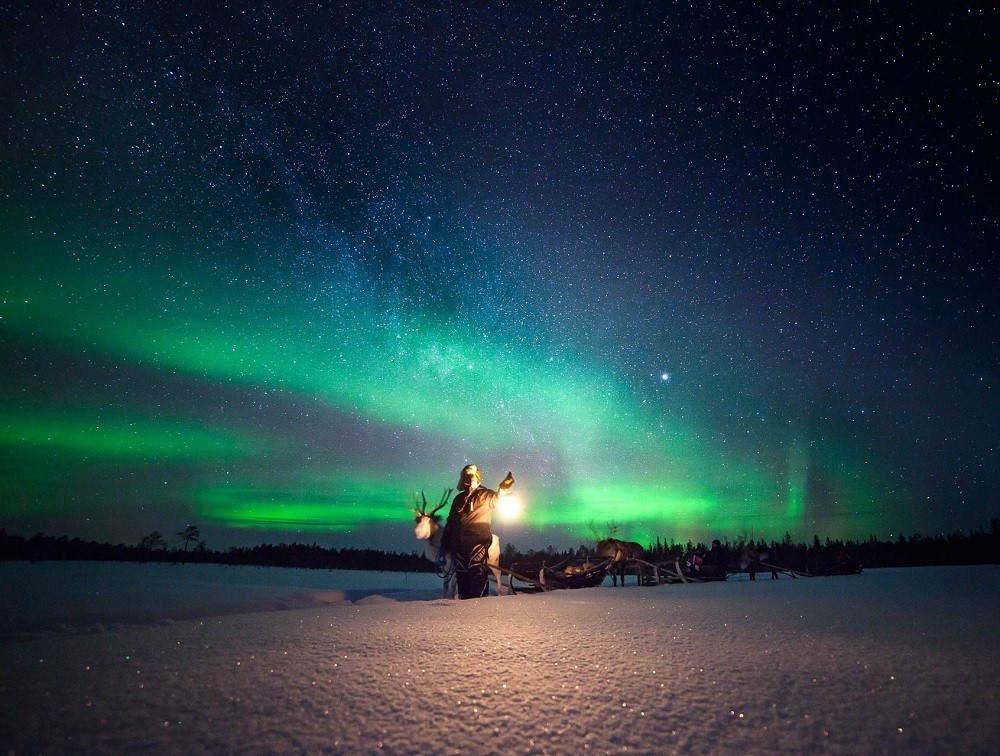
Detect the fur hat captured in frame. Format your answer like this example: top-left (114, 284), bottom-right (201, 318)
top-left (457, 464), bottom-right (482, 490)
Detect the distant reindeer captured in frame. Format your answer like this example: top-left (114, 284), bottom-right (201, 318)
top-left (412, 489), bottom-right (503, 598)
top-left (596, 532), bottom-right (646, 587)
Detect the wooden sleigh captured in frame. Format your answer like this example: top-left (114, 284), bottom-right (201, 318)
top-left (495, 556), bottom-right (668, 592)
top-left (756, 560), bottom-right (863, 578)
top-left (487, 555), bottom-right (862, 593)
top-left (652, 558), bottom-right (729, 583)
top-left (491, 556), bottom-right (617, 594)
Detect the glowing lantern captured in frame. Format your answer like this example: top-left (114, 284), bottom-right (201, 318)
top-left (497, 493), bottom-right (522, 521)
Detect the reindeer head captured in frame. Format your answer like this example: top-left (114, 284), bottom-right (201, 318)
top-left (595, 538), bottom-right (620, 559)
top-left (597, 537), bottom-right (645, 561)
top-left (593, 521), bottom-right (623, 558)
top-left (412, 488), bottom-right (451, 541)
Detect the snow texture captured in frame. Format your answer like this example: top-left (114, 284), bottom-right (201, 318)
top-left (1, 563), bottom-right (998, 754)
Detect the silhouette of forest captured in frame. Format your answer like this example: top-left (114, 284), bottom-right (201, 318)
top-left (1, 519), bottom-right (998, 574)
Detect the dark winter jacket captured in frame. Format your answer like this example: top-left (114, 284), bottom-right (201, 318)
top-left (444, 486), bottom-right (500, 551)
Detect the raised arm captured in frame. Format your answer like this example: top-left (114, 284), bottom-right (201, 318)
top-left (498, 471), bottom-right (515, 495)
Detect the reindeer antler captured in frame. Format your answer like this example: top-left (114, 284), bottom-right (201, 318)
top-left (430, 487), bottom-right (452, 517)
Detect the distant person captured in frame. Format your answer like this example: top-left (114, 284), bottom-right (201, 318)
top-left (702, 538), bottom-right (727, 578)
top-left (685, 546), bottom-right (704, 574)
top-left (831, 545), bottom-right (858, 575)
top-left (442, 465), bottom-right (514, 599)
top-left (763, 546), bottom-right (779, 579)
top-left (762, 542), bottom-right (785, 579)
top-left (742, 542), bottom-right (760, 580)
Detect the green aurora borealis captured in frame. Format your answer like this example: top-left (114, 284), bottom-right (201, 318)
top-left (1, 4), bottom-right (994, 552)
top-left (0, 221), bottom-right (906, 549)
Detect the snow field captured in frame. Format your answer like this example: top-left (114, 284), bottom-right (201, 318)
top-left (1, 564), bottom-right (997, 754)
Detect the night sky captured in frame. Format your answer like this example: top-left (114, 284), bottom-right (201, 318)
top-left (1, 3), bottom-right (995, 553)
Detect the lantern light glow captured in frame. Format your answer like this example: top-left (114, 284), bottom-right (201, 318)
top-left (497, 493), bottom-right (523, 522)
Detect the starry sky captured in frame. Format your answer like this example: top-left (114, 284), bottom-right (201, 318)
top-left (1, 3), bottom-right (995, 553)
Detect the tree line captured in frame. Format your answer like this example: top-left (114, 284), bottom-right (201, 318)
top-left (640, 520), bottom-right (1000, 572)
top-left (0, 528), bottom-right (432, 572)
top-left (507, 519), bottom-right (1000, 573)
top-left (1, 519), bottom-right (997, 573)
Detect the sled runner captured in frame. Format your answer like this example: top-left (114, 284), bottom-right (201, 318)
top-left (654, 558), bottom-right (729, 583)
top-left (494, 557), bottom-right (617, 593)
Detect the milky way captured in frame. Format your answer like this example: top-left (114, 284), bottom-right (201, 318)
top-left (1, 3), bottom-right (995, 551)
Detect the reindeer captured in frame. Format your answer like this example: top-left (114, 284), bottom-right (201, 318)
top-left (412, 489), bottom-right (503, 598)
top-left (595, 527), bottom-right (646, 587)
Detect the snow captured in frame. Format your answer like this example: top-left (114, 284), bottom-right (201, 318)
top-left (1, 563), bottom-right (998, 754)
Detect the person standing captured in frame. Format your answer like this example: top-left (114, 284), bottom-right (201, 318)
top-left (702, 538), bottom-right (727, 578)
top-left (442, 464), bottom-right (514, 599)
top-left (742, 541), bottom-right (760, 580)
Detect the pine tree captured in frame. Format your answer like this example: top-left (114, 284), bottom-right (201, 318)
top-left (177, 525), bottom-right (201, 552)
